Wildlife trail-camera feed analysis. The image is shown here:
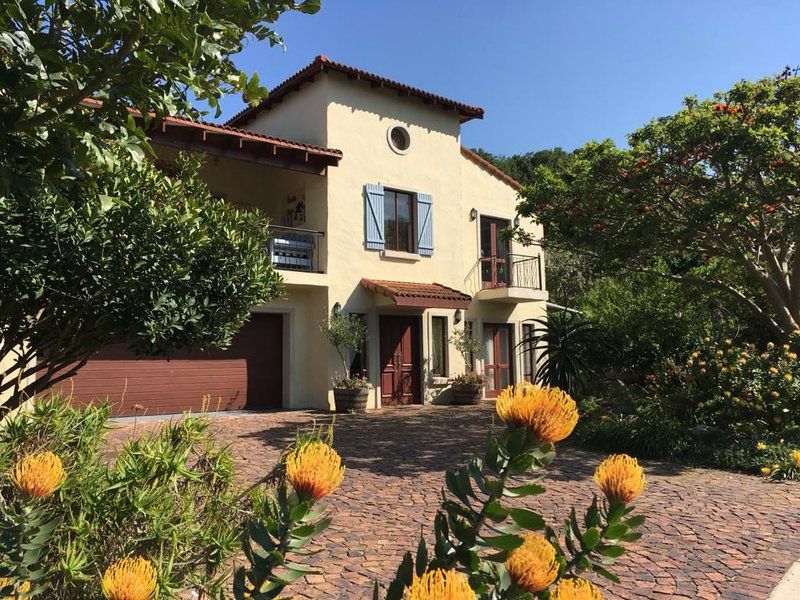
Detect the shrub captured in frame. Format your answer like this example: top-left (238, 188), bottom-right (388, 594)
top-left (573, 398), bottom-right (694, 460)
top-left (681, 334), bottom-right (800, 437)
top-left (0, 395), bottom-right (243, 598)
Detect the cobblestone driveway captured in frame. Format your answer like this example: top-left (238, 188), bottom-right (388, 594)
top-left (110, 403), bottom-right (800, 599)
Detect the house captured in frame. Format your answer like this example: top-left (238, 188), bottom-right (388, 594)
top-left (63, 56), bottom-right (548, 416)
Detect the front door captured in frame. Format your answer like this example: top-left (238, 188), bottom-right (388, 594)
top-left (379, 315), bottom-right (421, 406)
top-left (483, 323), bottom-right (513, 398)
top-left (480, 216), bottom-right (511, 288)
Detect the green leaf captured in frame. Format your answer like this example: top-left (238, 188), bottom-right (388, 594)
top-left (483, 534), bottom-right (524, 551)
top-left (597, 544), bottom-right (625, 558)
top-left (581, 527), bottom-right (601, 550)
top-left (509, 508), bottom-right (545, 531)
top-left (503, 483), bottom-right (545, 497)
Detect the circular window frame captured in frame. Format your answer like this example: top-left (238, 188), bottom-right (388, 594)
top-left (387, 124), bottom-right (411, 155)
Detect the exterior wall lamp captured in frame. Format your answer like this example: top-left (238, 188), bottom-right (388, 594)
top-left (332, 302), bottom-right (342, 315)
top-left (454, 309), bottom-right (463, 324)
top-left (513, 215), bottom-right (521, 228)
top-left (469, 208), bottom-right (478, 221)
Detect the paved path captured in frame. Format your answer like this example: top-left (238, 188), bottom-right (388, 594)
top-left (110, 403), bottom-right (800, 599)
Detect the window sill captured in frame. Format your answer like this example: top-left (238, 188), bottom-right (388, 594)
top-left (380, 249), bottom-right (421, 262)
top-left (430, 376), bottom-right (449, 387)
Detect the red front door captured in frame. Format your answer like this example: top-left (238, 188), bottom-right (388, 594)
top-left (483, 323), bottom-right (514, 398)
top-left (379, 315), bottom-right (421, 406)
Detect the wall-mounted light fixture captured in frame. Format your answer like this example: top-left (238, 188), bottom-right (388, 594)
top-left (454, 309), bottom-right (463, 324)
top-left (332, 302), bottom-right (342, 315)
top-left (513, 215), bottom-right (521, 228)
top-left (469, 208), bottom-right (478, 221)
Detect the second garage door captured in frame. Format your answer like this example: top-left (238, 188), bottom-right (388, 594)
top-left (62, 313), bottom-right (283, 417)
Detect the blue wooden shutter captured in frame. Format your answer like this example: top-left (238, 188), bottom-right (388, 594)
top-left (416, 193), bottom-right (433, 256)
top-left (364, 183), bottom-right (385, 250)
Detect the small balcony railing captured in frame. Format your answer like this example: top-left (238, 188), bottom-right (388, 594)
top-left (268, 225), bottom-right (324, 273)
top-left (480, 253), bottom-right (542, 290)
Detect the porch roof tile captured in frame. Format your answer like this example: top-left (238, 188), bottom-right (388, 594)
top-left (360, 279), bottom-right (471, 309)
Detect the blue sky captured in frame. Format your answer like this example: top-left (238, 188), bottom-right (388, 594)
top-left (215, 1), bottom-right (800, 156)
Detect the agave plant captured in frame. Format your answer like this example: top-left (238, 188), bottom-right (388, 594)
top-left (518, 309), bottom-right (608, 397)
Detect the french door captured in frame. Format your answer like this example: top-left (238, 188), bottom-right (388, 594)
top-left (480, 216), bottom-right (511, 288)
top-left (379, 315), bottom-right (421, 406)
top-left (483, 323), bottom-right (514, 398)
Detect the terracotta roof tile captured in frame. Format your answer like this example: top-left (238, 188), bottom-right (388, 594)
top-left (360, 279), bottom-right (471, 309)
top-left (460, 146), bottom-right (523, 191)
top-left (227, 55), bottom-right (484, 127)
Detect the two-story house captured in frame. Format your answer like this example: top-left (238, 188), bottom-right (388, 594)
top-left (63, 56), bottom-right (548, 416)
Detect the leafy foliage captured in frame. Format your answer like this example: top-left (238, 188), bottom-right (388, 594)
top-left (0, 153), bottom-right (282, 412)
top-left (0, 396), bottom-right (244, 598)
top-left (319, 312), bottom-right (368, 380)
top-left (0, 0), bottom-right (321, 196)
top-left (380, 401), bottom-right (645, 599)
top-left (517, 73), bottom-right (800, 340)
top-left (518, 310), bottom-right (607, 398)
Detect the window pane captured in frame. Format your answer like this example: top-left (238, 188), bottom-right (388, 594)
top-left (522, 324), bottom-right (535, 382)
top-left (498, 327), bottom-right (510, 364)
top-left (384, 191), bottom-right (397, 250)
top-left (349, 313), bottom-right (368, 378)
top-left (480, 218), bottom-right (492, 257)
top-left (431, 317), bottom-right (447, 376)
top-left (498, 367), bottom-right (510, 390)
top-left (483, 328), bottom-right (495, 363)
top-left (397, 193), bottom-right (412, 252)
top-left (485, 367), bottom-right (495, 391)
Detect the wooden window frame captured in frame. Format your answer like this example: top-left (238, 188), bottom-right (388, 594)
top-left (430, 316), bottom-right (448, 377)
top-left (384, 188), bottom-right (416, 253)
top-left (522, 323), bottom-right (536, 383)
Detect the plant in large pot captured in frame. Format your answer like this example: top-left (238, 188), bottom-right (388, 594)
top-left (449, 326), bottom-right (485, 405)
top-left (320, 311), bottom-right (370, 413)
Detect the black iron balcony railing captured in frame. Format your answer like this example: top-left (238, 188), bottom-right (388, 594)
top-left (480, 253), bottom-right (542, 290)
top-left (268, 225), bottom-right (324, 273)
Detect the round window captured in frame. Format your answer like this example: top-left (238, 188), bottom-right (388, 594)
top-left (387, 125), bottom-right (411, 154)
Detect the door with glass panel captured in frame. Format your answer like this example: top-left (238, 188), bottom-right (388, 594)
top-left (483, 323), bottom-right (513, 397)
top-left (480, 216), bottom-right (510, 288)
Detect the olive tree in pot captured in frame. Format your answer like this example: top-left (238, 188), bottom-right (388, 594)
top-left (319, 312), bottom-right (369, 413)
top-left (449, 326), bottom-right (485, 405)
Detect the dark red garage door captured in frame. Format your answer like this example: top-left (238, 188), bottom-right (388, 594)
top-left (61, 313), bottom-right (283, 417)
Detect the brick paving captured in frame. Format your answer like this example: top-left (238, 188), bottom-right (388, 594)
top-left (109, 403), bottom-right (800, 599)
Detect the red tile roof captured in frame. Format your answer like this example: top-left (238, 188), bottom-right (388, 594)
top-left (360, 279), bottom-right (471, 309)
top-left (460, 146), bottom-right (523, 191)
top-left (227, 55), bottom-right (485, 127)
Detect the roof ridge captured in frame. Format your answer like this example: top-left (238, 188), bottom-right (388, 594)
top-left (226, 55), bottom-right (484, 127)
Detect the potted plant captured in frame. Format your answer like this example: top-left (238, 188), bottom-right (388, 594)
top-left (449, 326), bottom-right (485, 405)
top-left (319, 312), bottom-right (370, 413)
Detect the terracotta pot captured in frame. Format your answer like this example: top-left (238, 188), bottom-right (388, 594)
top-left (333, 387), bottom-right (369, 413)
top-left (451, 384), bottom-right (483, 405)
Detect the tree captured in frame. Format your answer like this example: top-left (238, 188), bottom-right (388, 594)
top-left (0, 0), bottom-right (320, 196)
top-left (319, 313), bottom-right (367, 378)
top-left (517, 73), bottom-right (800, 341)
top-left (0, 153), bottom-right (282, 412)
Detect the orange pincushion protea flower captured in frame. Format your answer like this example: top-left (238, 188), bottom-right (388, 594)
top-left (551, 577), bottom-right (603, 600)
top-left (402, 568), bottom-right (475, 600)
top-left (594, 454), bottom-right (646, 504)
top-left (101, 557), bottom-right (157, 600)
top-left (285, 441), bottom-right (345, 500)
top-left (505, 532), bottom-right (559, 593)
top-left (495, 382), bottom-right (578, 443)
top-left (0, 578), bottom-right (30, 599)
top-left (10, 451), bottom-right (66, 498)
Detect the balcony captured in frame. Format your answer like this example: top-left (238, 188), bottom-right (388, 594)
top-left (472, 254), bottom-right (547, 303)
top-left (268, 225), bottom-right (327, 287)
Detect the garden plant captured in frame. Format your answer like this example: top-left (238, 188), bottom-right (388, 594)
top-left (0, 383), bottom-right (647, 599)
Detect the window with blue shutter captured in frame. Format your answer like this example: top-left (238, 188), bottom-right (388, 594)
top-left (364, 183), bottom-right (385, 250)
top-left (416, 193), bottom-right (433, 256)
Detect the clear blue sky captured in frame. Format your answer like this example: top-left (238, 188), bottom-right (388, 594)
top-left (214, 0), bottom-right (800, 156)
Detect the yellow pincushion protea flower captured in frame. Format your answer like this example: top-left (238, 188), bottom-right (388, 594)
top-left (550, 577), bottom-right (603, 600)
top-left (760, 466), bottom-right (773, 476)
top-left (10, 451), bottom-right (66, 498)
top-left (594, 454), bottom-right (646, 504)
top-left (495, 382), bottom-right (578, 443)
top-left (789, 450), bottom-right (800, 469)
top-left (0, 578), bottom-right (30, 599)
top-left (285, 441), bottom-right (345, 500)
top-left (505, 532), bottom-right (559, 593)
top-left (402, 568), bottom-right (475, 600)
top-left (102, 557), bottom-right (157, 600)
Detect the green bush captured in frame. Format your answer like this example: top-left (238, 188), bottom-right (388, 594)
top-left (681, 334), bottom-right (800, 438)
top-left (573, 398), bottom-right (693, 460)
top-left (0, 395), bottom-right (243, 598)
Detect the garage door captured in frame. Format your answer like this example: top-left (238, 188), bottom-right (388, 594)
top-left (61, 313), bottom-right (283, 417)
